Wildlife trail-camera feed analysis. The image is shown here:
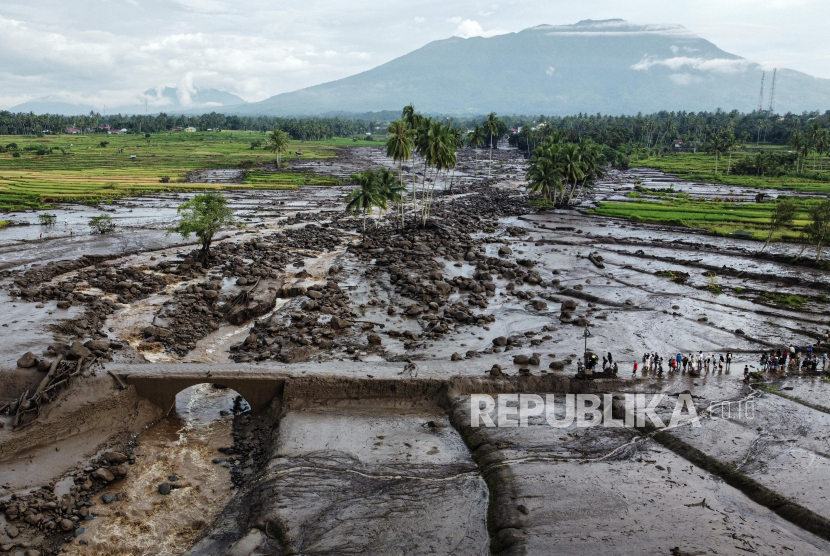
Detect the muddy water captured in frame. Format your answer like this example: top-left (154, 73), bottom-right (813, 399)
top-left (62, 385), bottom-right (236, 555)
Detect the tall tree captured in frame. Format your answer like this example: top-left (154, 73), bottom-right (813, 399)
top-left (468, 125), bottom-right (486, 179)
top-left (805, 200), bottom-right (830, 263)
top-left (268, 129), bottom-right (289, 168)
top-left (761, 198), bottom-right (798, 251)
top-left (484, 112), bottom-right (502, 179)
top-left (345, 170), bottom-right (385, 241)
top-left (168, 192), bottom-right (239, 261)
top-left (385, 119), bottom-right (414, 204)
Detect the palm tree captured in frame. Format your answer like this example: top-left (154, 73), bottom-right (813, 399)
top-left (525, 155), bottom-right (563, 204)
top-left (707, 131), bottom-right (728, 176)
top-left (484, 112), bottom-right (502, 179)
top-left (790, 131), bottom-right (808, 175)
top-left (268, 129), bottom-right (289, 168)
top-left (468, 125), bottom-right (486, 179)
top-left (385, 119), bottom-right (414, 219)
top-left (561, 142), bottom-right (585, 202)
top-left (345, 171), bottom-right (384, 241)
top-left (810, 123), bottom-right (822, 171)
top-left (816, 128), bottom-right (828, 172)
top-left (419, 121), bottom-right (453, 225)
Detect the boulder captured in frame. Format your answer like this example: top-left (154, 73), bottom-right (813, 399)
top-left (498, 246), bottom-right (512, 257)
top-left (227, 287), bottom-right (279, 325)
top-left (91, 468), bottom-right (115, 482)
top-left (103, 451), bottom-right (128, 464)
top-left (36, 359), bottom-right (52, 372)
top-left (157, 483), bottom-right (171, 495)
top-left (330, 316), bottom-right (350, 330)
top-left (451, 353), bottom-right (463, 361)
top-left (85, 339), bottom-right (111, 352)
top-left (367, 333), bottom-right (382, 346)
top-left (513, 354), bottom-right (530, 365)
top-left (110, 463), bottom-right (129, 477)
top-left (17, 351), bottom-right (38, 368)
top-left (60, 519), bottom-right (75, 531)
top-left (68, 341), bottom-right (92, 359)
top-left (492, 336), bottom-right (508, 347)
top-left (306, 290), bottom-right (323, 300)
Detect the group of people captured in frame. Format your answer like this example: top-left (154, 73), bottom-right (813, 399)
top-left (760, 346), bottom-right (827, 373)
top-left (578, 352), bottom-right (619, 376)
top-left (576, 345), bottom-right (829, 381)
top-left (633, 351), bottom-right (733, 377)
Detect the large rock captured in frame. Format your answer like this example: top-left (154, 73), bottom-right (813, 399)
top-left (109, 463), bottom-right (130, 477)
top-left (91, 468), bottom-right (115, 482)
top-left (85, 339), bottom-right (111, 352)
top-left (17, 352), bottom-right (38, 368)
top-left (227, 287), bottom-right (279, 325)
top-left (492, 336), bottom-right (508, 347)
top-left (68, 341), bottom-right (92, 359)
top-left (513, 354), bottom-right (530, 365)
top-left (330, 316), bottom-right (350, 330)
top-left (103, 451), bottom-right (128, 464)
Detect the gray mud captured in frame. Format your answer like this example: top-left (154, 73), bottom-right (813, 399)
top-left (2, 145), bottom-right (830, 556)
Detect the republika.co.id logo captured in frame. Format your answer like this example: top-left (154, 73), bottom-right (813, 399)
top-left (469, 393), bottom-right (752, 429)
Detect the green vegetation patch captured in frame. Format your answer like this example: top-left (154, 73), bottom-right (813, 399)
top-left (0, 132), bottom-right (358, 210)
top-left (654, 269), bottom-right (690, 283)
top-left (635, 152), bottom-right (830, 193)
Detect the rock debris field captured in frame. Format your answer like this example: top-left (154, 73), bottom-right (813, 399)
top-left (1, 145), bottom-right (830, 556)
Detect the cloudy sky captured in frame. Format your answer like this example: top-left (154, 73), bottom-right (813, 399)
top-left (1, 0), bottom-right (828, 109)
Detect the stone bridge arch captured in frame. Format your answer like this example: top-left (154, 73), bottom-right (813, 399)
top-left (124, 375), bottom-right (284, 415)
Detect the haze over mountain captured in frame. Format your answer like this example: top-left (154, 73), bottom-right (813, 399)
top-left (10, 87), bottom-right (247, 116)
top-left (232, 19), bottom-right (830, 116)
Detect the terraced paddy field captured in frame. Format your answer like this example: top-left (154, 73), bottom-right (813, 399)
top-left (0, 133), bottom-right (382, 210)
top-left (589, 197), bottom-right (815, 241)
top-left (634, 152), bottom-right (830, 192)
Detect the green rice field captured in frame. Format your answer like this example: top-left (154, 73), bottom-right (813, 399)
top-left (0, 132), bottom-right (383, 211)
top-left (633, 152), bottom-right (830, 192)
top-left (589, 197), bottom-right (816, 240)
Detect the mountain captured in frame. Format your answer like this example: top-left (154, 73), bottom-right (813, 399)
top-left (11, 87), bottom-right (247, 115)
top-left (234, 19), bottom-right (830, 116)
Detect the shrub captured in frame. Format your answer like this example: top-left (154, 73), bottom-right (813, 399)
top-left (38, 213), bottom-right (57, 226)
top-left (99, 141), bottom-right (109, 148)
top-left (12, 152), bottom-right (20, 158)
top-left (89, 213), bottom-right (115, 234)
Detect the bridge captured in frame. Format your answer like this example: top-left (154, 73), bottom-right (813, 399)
top-left (108, 361), bottom-right (620, 415)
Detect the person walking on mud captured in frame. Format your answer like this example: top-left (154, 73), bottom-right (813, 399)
top-left (744, 365), bottom-right (750, 382)
top-left (633, 361), bottom-right (638, 375)
top-left (718, 355), bottom-right (725, 373)
top-left (726, 352), bottom-right (732, 372)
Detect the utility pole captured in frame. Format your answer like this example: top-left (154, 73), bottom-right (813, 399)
top-left (768, 68), bottom-right (777, 113)
top-left (757, 71), bottom-right (766, 113)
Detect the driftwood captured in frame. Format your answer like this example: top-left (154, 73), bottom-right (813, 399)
top-left (223, 278), bottom-right (261, 313)
top-left (587, 252), bottom-right (605, 269)
top-left (108, 370), bottom-right (128, 390)
top-left (12, 355), bottom-right (91, 429)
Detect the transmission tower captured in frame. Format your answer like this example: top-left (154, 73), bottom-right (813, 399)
top-left (757, 71), bottom-right (766, 113)
top-left (768, 68), bottom-right (777, 113)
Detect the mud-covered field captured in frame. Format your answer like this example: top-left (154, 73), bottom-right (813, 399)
top-left (1, 145), bottom-right (829, 556)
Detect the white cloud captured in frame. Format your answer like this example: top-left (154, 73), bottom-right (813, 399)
top-left (446, 16), bottom-right (462, 24)
top-left (454, 19), bottom-right (505, 39)
top-left (545, 66), bottom-right (555, 76)
top-left (632, 55), bottom-right (750, 73)
top-left (669, 73), bottom-right (703, 86)
top-left (414, 17), bottom-right (426, 23)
